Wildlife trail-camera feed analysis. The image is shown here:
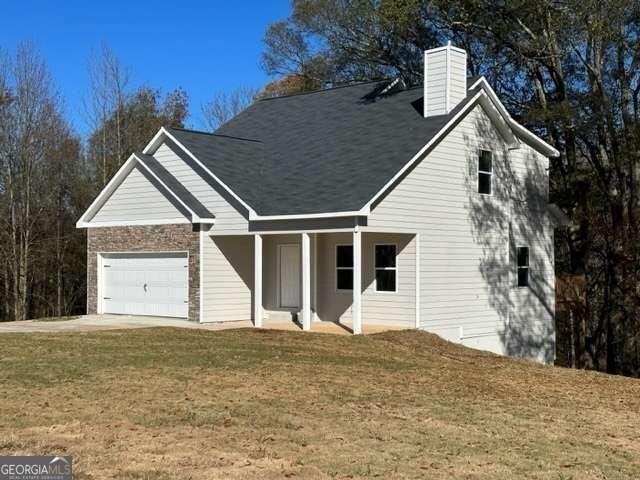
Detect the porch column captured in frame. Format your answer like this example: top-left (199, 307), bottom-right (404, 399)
top-left (415, 233), bottom-right (421, 328)
top-left (352, 230), bottom-right (362, 334)
top-left (254, 234), bottom-right (263, 328)
top-left (301, 232), bottom-right (311, 331)
top-left (313, 233), bottom-right (318, 322)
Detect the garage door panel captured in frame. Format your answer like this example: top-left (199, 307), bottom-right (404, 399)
top-left (102, 252), bottom-right (189, 318)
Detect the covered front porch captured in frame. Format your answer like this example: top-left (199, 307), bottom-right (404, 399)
top-left (203, 228), bottom-right (419, 334)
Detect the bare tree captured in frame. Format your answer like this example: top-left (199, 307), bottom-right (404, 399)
top-left (0, 43), bottom-right (62, 321)
top-left (201, 86), bottom-right (259, 131)
top-left (0, 48), bottom-right (12, 321)
top-left (0, 41), bottom-right (185, 323)
top-left (84, 44), bottom-right (129, 185)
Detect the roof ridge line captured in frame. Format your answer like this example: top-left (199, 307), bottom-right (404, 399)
top-left (208, 133), bottom-right (263, 143)
top-left (167, 126), bottom-right (262, 143)
top-left (257, 76), bottom-right (478, 103)
top-left (258, 78), bottom-right (392, 102)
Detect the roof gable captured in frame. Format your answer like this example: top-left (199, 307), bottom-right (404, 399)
top-left (89, 164), bottom-right (189, 225)
top-left (77, 153), bottom-right (214, 228)
top-left (468, 77), bottom-right (559, 157)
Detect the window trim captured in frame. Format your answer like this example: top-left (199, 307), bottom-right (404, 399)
top-left (516, 246), bottom-right (530, 288)
top-left (374, 243), bottom-right (398, 293)
top-left (478, 149), bottom-right (493, 196)
top-left (335, 243), bottom-right (354, 293)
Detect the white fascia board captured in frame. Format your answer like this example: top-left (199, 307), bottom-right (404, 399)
top-left (145, 127), bottom-right (258, 217)
top-left (471, 77), bottom-right (560, 158)
top-left (142, 127), bottom-right (166, 154)
top-left (76, 153), bottom-right (139, 227)
top-left (509, 120), bottom-right (560, 157)
top-left (364, 89), bottom-right (485, 210)
top-left (426, 44), bottom-right (467, 55)
top-left (477, 96), bottom-right (520, 148)
top-left (472, 78), bottom-right (516, 122)
top-left (468, 76), bottom-right (485, 91)
top-left (77, 218), bottom-right (191, 228)
top-left (210, 228), bottom-right (357, 236)
top-left (359, 226), bottom-right (418, 234)
top-left (249, 208), bottom-right (369, 221)
top-left (249, 228), bottom-right (357, 235)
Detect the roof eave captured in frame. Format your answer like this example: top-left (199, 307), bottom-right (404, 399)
top-left (249, 207), bottom-right (370, 221)
top-left (471, 77), bottom-right (559, 158)
top-left (76, 153), bottom-right (140, 228)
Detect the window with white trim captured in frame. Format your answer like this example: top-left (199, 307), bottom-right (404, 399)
top-left (375, 244), bottom-right (397, 292)
top-left (517, 246), bottom-right (529, 287)
top-left (478, 150), bottom-right (493, 195)
top-left (336, 245), bottom-right (353, 291)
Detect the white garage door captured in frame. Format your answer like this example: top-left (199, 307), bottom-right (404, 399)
top-left (101, 252), bottom-right (189, 318)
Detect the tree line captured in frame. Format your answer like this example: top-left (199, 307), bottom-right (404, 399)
top-left (0, 43), bottom-right (191, 322)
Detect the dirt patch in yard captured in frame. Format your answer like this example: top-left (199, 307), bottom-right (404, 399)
top-left (0, 328), bottom-right (639, 479)
top-left (32, 316), bottom-right (81, 322)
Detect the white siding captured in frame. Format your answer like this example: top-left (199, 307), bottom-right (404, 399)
top-left (508, 199), bottom-right (555, 362)
top-left (201, 235), bottom-right (253, 322)
top-left (368, 104), bottom-right (555, 361)
top-left (425, 49), bottom-right (448, 117)
top-left (424, 46), bottom-right (467, 117)
top-left (212, 231), bottom-right (416, 327)
top-left (154, 143), bottom-right (249, 232)
top-left (90, 165), bottom-right (186, 224)
top-left (449, 49), bottom-right (467, 107)
top-left (316, 232), bottom-right (416, 327)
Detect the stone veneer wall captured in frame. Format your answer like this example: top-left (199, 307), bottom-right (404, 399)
top-left (86, 224), bottom-right (200, 321)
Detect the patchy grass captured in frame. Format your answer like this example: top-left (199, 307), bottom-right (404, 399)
top-left (0, 327), bottom-right (639, 479)
top-left (32, 315), bottom-right (81, 323)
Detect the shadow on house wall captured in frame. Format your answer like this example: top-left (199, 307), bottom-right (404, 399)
top-left (464, 113), bottom-right (555, 362)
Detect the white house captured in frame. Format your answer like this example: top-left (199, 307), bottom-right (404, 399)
top-left (77, 44), bottom-right (566, 363)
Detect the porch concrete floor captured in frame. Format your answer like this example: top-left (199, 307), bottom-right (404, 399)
top-left (0, 314), bottom-right (406, 335)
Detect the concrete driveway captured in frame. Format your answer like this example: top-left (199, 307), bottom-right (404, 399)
top-left (0, 315), bottom-right (245, 333)
top-left (0, 315), bottom-right (401, 334)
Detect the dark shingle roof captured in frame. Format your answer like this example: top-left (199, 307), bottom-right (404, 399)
top-left (162, 129), bottom-right (265, 213)
top-left (167, 80), bottom-right (479, 216)
top-left (135, 152), bottom-right (214, 220)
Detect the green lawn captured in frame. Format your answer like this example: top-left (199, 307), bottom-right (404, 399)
top-left (0, 327), bottom-right (638, 479)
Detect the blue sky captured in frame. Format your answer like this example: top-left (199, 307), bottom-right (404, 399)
top-left (1, 0), bottom-right (290, 136)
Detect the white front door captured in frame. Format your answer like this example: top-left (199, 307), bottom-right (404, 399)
top-left (279, 244), bottom-right (301, 308)
top-left (101, 252), bottom-right (189, 318)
